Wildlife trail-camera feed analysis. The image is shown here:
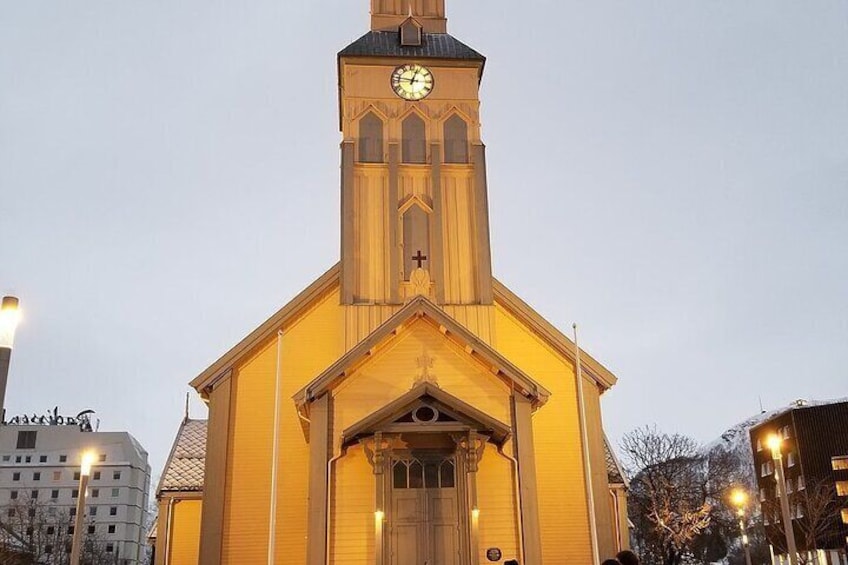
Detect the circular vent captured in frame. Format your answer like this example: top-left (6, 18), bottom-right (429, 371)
top-left (412, 405), bottom-right (438, 424)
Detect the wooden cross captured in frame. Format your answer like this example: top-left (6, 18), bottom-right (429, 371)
top-left (411, 250), bottom-right (428, 269)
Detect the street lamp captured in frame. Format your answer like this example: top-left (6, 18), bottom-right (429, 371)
top-left (767, 434), bottom-right (798, 565)
top-left (730, 488), bottom-right (753, 565)
top-left (0, 295), bottom-right (21, 418)
top-left (69, 451), bottom-right (96, 565)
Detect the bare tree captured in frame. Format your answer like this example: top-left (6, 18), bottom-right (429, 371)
top-left (0, 494), bottom-right (117, 565)
top-left (622, 426), bottom-right (747, 565)
top-left (763, 478), bottom-right (844, 564)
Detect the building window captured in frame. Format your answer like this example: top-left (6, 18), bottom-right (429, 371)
top-left (107, 525), bottom-right (116, 534)
top-left (832, 456), bottom-right (848, 471)
top-left (90, 506), bottom-right (97, 516)
top-left (836, 481), bottom-right (848, 496)
top-left (52, 471), bottom-right (61, 481)
top-left (33, 472), bottom-right (40, 481)
top-left (39, 455), bottom-right (47, 463)
top-left (106, 543), bottom-right (114, 553)
top-left (73, 471), bottom-right (80, 481)
top-left (72, 489), bottom-right (79, 499)
top-left (16, 431), bottom-right (37, 449)
top-left (70, 508), bottom-right (76, 517)
top-left (24, 455), bottom-right (31, 463)
top-left (27, 507), bottom-right (35, 518)
top-left (1, 455), bottom-right (8, 462)
top-left (109, 506), bottom-right (117, 516)
top-left (99, 454), bottom-right (106, 462)
top-left (30, 490), bottom-right (38, 499)
top-left (46, 526), bottom-right (54, 535)
top-left (794, 503), bottom-right (804, 519)
top-left (10, 490), bottom-right (18, 500)
top-left (843, 509), bottom-right (848, 524)
top-left (51, 490), bottom-right (58, 499)
top-left (92, 489), bottom-right (99, 498)
top-left (112, 471), bottom-right (121, 480)
top-left (59, 455), bottom-right (67, 463)
top-left (402, 114), bottom-right (427, 164)
top-left (787, 451), bottom-right (797, 467)
top-left (797, 475), bottom-right (805, 491)
top-left (45, 545), bottom-right (53, 554)
top-left (26, 526), bottom-right (33, 537)
top-left (443, 114), bottom-right (469, 164)
top-left (756, 438), bottom-right (763, 452)
top-left (67, 526), bottom-right (74, 535)
top-left (761, 460), bottom-right (774, 477)
top-left (759, 487), bottom-right (767, 501)
top-left (6, 508), bottom-right (14, 517)
top-left (358, 112), bottom-right (384, 163)
top-left (87, 525), bottom-right (95, 534)
top-left (15, 456), bottom-right (21, 463)
top-left (401, 203), bottom-right (431, 280)
top-left (93, 471), bottom-right (101, 480)
top-left (111, 488), bottom-right (119, 497)
top-left (786, 479), bottom-right (794, 494)
top-left (781, 425), bottom-right (792, 439)
top-left (12, 472), bottom-right (20, 481)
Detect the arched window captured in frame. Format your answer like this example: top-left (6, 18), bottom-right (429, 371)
top-left (359, 112), bottom-right (384, 163)
top-left (443, 114), bottom-right (468, 164)
top-left (402, 114), bottom-right (427, 164)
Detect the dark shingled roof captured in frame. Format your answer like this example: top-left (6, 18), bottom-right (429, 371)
top-left (339, 31), bottom-right (485, 62)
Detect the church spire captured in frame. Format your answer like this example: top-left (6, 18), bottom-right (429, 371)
top-left (371, 0), bottom-right (447, 34)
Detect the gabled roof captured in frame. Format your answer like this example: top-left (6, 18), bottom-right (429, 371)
top-left (492, 279), bottom-right (618, 390)
top-left (339, 31), bottom-right (485, 62)
top-left (156, 419), bottom-right (207, 496)
top-left (190, 263), bottom-right (340, 394)
top-left (292, 295), bottom-right (551, 414)
top-left (190, 265), bottom-right (617, 399)
top-left (342, 383), bottom-right (511, 446)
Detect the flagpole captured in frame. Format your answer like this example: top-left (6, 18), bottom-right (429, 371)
top-left (574, 323), bottom-right (601, 565)
top-left (268, 330), bottom-right (283, 565)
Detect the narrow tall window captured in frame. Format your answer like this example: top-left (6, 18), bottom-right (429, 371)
top-left (443, 114), bottom-right (468, 163)
top-left (402, 114), bottom-right (427, 164)
top-left (358, 112), bottom-right (384, 163)
top-left (402, 204), bottom-right (430, 279)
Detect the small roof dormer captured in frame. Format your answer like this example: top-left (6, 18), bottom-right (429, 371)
top-left (371, 0), bottom-right (446, 34)
top-left (400, 14), bottom-right (423, 47)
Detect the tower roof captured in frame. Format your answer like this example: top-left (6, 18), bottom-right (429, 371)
top-left (339, 31), bottom-right (485, 63)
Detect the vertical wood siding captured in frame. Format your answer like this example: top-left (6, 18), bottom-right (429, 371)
top-left (223, 290), bottom-right (344, 564)
top-left (493, 304), bottom-right (594, 563)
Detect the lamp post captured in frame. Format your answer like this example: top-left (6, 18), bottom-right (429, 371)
top-left (0, 295), bottom-right (21, 418)
top-left (768, 434), bottom-right (798, 565)
top-left (69, 451), bottom-right (96, 565)
top-left (731, 489), bottom-right (753, 565)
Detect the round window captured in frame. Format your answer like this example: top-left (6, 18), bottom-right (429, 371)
top-left (412, 405), bottom-right (438, 424)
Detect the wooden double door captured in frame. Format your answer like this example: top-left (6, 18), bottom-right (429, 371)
top-left (389, 454), bottom-right (462, 565)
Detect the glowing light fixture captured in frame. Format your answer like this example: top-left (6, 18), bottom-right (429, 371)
top-left (0, 296), bottom-right (21, 349)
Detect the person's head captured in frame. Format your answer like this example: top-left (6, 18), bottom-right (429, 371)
top-left (617, 550), bottom-right (640, 565)
top-left (602, 560), bottom-right (621, 565)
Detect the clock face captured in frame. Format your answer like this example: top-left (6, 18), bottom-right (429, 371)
top-left (391, 64), bottom-right (434, 101)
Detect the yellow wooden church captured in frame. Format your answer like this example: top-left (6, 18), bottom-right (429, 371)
top-left (153, 1), bottom-right (629, 564)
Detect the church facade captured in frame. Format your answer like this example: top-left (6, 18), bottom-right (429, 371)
top-left (154, 1), bottom-right (628, 564)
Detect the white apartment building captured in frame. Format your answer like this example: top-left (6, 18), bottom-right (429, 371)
top-left (0, 413), bottom-right (150, 564)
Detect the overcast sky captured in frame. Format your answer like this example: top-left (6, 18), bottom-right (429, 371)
top-left (1, 1), bottom-right (846, 481)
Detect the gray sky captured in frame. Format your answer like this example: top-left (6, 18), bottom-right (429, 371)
top-left (1, 0), bottom-right (846, 481)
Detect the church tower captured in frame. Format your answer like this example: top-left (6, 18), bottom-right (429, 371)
top-left (338, 0), bottom-right (493, 306)
top-left (155, 2), bottom-right (630, 565)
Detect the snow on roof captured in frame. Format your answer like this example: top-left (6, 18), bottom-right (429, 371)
top-left (157, 419), bottom-right (207, 495)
